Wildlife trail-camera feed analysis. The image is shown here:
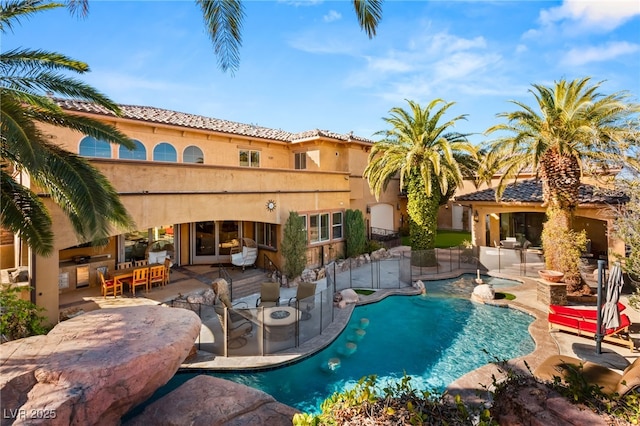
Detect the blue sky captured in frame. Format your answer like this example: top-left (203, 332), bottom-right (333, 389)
top-left (6, 0), bottom-right (640, 144)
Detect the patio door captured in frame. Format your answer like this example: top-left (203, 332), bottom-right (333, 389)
top-left (192, 221), bottom-right (240, 264)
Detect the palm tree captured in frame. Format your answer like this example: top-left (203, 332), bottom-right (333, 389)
top-left (483, 77), bottom-right (640, 288)
top-left (364, 99), bottom-right (477, 252)
top-left (1, 0), bottom-right (135, 256)
top-left (62, 0), bottom-right (383, 74)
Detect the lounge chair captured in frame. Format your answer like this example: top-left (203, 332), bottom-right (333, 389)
top-left (288, 282), bottom-right (316, 320)
top-left (548, 304), bottom-right (635, 352)
top-left (256, 281), bottom-right (280, 307)
top-left (230, 238), bottom-right (258, 271)
top-left (534, 355), bottom-right (640, 396)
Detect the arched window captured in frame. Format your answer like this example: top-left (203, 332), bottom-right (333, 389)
top-left (183, 145), bottom-right (204, 164)
top-left (153, 142), bottom-right (177, 162)
top-left (119, 139), bottom-right (146, 160)
top-left (79, 136), bottom-right (111, 158)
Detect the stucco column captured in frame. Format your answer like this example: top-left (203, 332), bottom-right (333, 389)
top-left (33, 250), bottom-right (60, 326)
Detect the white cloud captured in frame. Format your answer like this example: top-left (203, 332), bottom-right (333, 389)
top-left (539, 0), bottom-right (640, 32)
top-left (515, 44), bottom-right (528, 54)
top-left (277, 0), bottom-right (323, 7)
top-left (323, 10), bottom-right (341, 23)
top-left (562, 41), bottom-right (640, 66)
top-left (433, 52), bottom-right (501, 81)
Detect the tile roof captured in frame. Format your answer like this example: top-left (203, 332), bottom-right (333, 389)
top-left (455, 179), bottom-right (628, 205)
top-left (55, 98), bottom-right (373, 144)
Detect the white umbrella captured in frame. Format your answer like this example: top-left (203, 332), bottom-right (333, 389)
top-left (601, 262), bottom-right (624, 330)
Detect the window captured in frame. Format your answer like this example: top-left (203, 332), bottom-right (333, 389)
top-left (255, 222), bottom-right (277, 249)
top-left (294, 152), bottom-right (307, 169)
top-left (153, 142), bottom-right (177, 162)
top-left (183, 146), bottom-right (204, 163)
top-left (239, 149), bottom-right (260, 167)
top-left (79, 136), bottom-right (111, 158)
top-left (300, 214), bottom-right (307, 244)
top-left (309, 213), bottom-right (330, 243)
top-left (332, 212), bottom-right (343, 239)
top-left (119, 139), bottom-right (146, 160)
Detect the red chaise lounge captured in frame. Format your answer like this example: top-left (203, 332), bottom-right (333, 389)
top-left (548, 303), bottom-right (636, 352)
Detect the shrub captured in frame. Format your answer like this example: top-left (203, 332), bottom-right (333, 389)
top-left (281, 211), bottom-right (307, 279)
top-left (0, 286), bottom-right (47, 342)
top-left (345, 209), bottom-right (366, 258)
top-left (293, 374), bottom-right (494, 426)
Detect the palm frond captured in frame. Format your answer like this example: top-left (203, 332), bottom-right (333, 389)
top-left (1, 168), bottom-right (54, 255)
top-left (0, 0), bottom-right (63, 33)
top-left (352, 0), bottom-right (382, 38)
top-left (197, 0), bottom-right (244, 74)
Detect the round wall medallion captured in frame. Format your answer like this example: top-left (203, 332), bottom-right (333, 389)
top-left (266, 200), bottom-right (276, 211)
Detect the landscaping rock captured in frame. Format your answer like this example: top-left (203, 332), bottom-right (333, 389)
top-left (0, 305), bottom-right (200, 426)
top-left (126, 374), bottom-right (298, 426)
top-left (471, 284), bottom-right (495, 303)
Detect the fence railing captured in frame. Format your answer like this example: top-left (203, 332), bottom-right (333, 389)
top-left (399, 246), bottom-right (545, 282)
top-left (369, 227), bottom-right (401, 249)
top-left (170, 245), bottom-right (546, 357)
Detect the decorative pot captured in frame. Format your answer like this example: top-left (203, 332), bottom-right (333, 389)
top-left (538, 270), bottom-right (564, 283)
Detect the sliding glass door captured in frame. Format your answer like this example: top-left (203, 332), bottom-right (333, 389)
top-left (192, 221), bottom-right (240, 263)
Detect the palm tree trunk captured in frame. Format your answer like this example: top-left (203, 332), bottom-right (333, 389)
top-left (540, 148), bottom-right (585, 292)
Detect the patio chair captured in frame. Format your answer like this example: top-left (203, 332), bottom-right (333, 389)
top-left (99, 270), bottom-right (123, 298)
top-left (130, 267), bottom-right (149, 296)
top-left (148, 264), bottom-right (165, 288)
top-left (288, 282), bottom-right (316, 320)
top-left (163, 258), bottom-right (171, 286)
top-left (256, 281), bottom-right (281, 307)
top-left (231, 238), bottom-right (258, 271)
top-left (214, 304), bottom-right (253, 349)
top-left (117, 261), bottom-right (133, 270)
top-left (134, 259), bottom-right (148, 267)
top-left (534, 355), bottom-right (640, 397)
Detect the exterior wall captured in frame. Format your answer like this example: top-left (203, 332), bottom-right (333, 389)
top-left (19, 116), bottom-right (401, 324)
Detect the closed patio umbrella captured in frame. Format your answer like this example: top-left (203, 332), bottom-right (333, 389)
top-left (600, 262), bottom-right (624, 331)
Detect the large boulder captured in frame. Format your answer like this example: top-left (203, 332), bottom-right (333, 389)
top-left (1, 305), bottom-right (200, 426)
top-left (126, 375), bottom-right (299, 425)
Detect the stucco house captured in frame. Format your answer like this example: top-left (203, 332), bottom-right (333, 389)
top-left (3, 100), bottom-right (402, 324)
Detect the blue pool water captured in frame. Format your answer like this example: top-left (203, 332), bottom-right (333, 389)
top-left (156, 275), bottom-right (534, 415)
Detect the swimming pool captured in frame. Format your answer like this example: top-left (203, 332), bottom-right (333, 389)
top-left (157, 275), bottom-right (534, 415)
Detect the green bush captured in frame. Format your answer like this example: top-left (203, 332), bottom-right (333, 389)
top-left (292, 374), bottom-right (493, 425)
top-left (345, 209), bottom-right (366, 258)
top-left (281, 211), bottom-right (307, 279)
top-left (0, 286), bottom-right (47, 342)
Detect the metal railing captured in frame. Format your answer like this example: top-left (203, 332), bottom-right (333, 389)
top-left (369, 227), bottom-right (401, 249)
top-left (218, 264), bottom-right (233, 300)
top-left (262, 253), bottom-right (283, 285)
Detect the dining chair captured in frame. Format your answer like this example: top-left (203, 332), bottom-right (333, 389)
top-left (149, 265), bottom-right (165, 288)
top-left (99, 270), bottom-right (123, 298)
top-left (163, 258), bottom-right (171, 286)
top-left (117, 261), bottom-right (133, 270)
top-left (134, 259), bottom-right (148, 267)
top-left (131, 267), bottom-right (150, 296)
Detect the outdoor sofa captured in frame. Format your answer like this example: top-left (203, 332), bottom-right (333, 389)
top-left (547, 303), bottom-right (635, 352)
